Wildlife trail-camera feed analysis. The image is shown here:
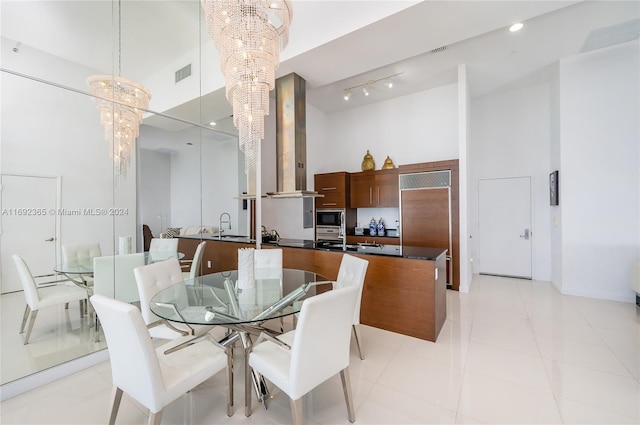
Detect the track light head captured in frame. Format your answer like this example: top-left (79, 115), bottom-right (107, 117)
top-left (362, 86), bottom-right (369, 96)
top-left (384, 79), bottom-right (393, 89)
top-left (343, 91), bottom-right (351, 101)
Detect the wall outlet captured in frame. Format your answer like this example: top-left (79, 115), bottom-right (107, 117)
top-left (207, 260), bottom-right (212, 268)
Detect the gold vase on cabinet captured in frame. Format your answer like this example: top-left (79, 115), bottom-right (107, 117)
top-left (381, 156), bottom-right (395, 169)
top-left (361, 150), bottom-right (375, 171)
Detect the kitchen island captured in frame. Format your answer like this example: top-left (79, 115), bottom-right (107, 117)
top-left (178, 235), bottom-right (447, 342)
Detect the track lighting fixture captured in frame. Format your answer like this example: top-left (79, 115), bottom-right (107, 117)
top-left (342, 71), bottom-right (403, 101)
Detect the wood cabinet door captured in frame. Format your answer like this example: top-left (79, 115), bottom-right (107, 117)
top-left (375, 171), bottom-right (399, 207)
top-left (401, 187), bottom-right (450, 250)
top-left (315, 172), bottom-right (348, 208)
top-left (349, 172), bottom-right (374, 207)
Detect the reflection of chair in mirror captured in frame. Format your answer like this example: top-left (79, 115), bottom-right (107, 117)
top-left (148, 238), bottom-right (178, 263)
top-left (12, 255), bottom-right (89, 345)
top-left (247, 286), bottom-right (359, 424)
top-left (181, 241), bottom-right (206, 280)
top-left (134, 258), bottom-right (197, 340)
top-left (254, 248), bottom-right (284, 328)
top-left (61, 243), bottom-right (102, 264)
top-left (90, 294), bottom-right (233, 425)
top-left (333, 254), bottom-right (369, 360)
top-left (93, 253), bottom-right (145, 340)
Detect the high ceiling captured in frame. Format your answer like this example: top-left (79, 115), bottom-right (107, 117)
top-left (2, 0), bottom-right (639, 138)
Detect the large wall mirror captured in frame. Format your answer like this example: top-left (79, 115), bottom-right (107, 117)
top-left (1, 0), bottom-right (245, 386)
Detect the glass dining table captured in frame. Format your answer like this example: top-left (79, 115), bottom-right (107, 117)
top-left (149, 268), bottom-right (332, 413)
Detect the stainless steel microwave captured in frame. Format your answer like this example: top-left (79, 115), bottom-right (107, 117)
top-left (316, 208), bottom-right (344, 227)
top-left (316, 209), bottom-right (345, 241)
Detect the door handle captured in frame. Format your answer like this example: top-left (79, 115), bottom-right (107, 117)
top-left (45, 237), bottom-right (55, 242)
top-left (519, 229), bottom-right (530, 240)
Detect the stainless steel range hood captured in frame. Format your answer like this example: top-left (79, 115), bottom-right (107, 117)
top-left (266, 72), bottom-right (320, 198)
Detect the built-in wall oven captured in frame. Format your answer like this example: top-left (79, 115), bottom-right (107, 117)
top-left (316, 208), bottom-right (345, 241)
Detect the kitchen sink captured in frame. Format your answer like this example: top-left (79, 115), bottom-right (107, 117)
top-left (317, 242), bottom-right (358, 251)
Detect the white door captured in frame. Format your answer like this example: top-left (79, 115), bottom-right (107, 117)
top-left (478, 177), bottom-right (532, 279)
top-left (1, 175), bottom-right (58, 293)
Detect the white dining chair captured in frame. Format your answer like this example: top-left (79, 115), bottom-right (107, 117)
top-left (148, 238), bottom-right (179, 263)
top-left (61, 243), bottom-right (102, 264)
top-left (333, 254), bottom-right (369, 360)
top-left (90, 294), bottom-right (233, 425)
top-left (12, 255), bottom-right (89, 345)
top-left (246, 285), bottom-right (359, 424)
top-left (134, 258), bottom-right (195, 340)
top-left (182, 241), bottom-right (206, 280)
top-left (93, 253), bottom-right (145, 303)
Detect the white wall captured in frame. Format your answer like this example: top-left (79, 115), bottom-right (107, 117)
top-left (138, 147), bottom-right (171, 237)
top-left (557, 40), bottom-right (639, 302)
top-left (470, 81), bottom-right (552, 282)
top-left (325, 83), bottom-right (459, 173)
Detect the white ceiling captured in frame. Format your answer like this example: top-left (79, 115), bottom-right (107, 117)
top-left (2, 0), bottom-right (639, 137)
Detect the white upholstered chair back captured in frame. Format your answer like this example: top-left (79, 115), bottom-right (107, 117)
top-left (61, 243), bottom-right (102, 264)
top-left (254, 248), bottom-right (282, 278)
top-left (186, 241), bottom-right (206, 280)
top-left (12, 255), bottom-right (40, 309)
top-left (288, 286), bottom-right (358, 399)
top-left (133, 258), bottom-right (189, 339)
top-left (91, 294), bottom-right (165, 412)
top-left (148, 238), bottom-right (179, 263)
top-left (334, 254), bottom-right (369, 325)
top-left (93, 253), bottom-right (145, 303)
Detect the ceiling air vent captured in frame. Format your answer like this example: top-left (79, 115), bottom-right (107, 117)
top-left (430, 45), bottom-right (447, 54)
top-left (175, 64), bottom-right (192, 83)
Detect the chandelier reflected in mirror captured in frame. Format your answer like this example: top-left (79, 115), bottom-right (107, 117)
top-left (201, 0), bottom-right (293, 173)
top-left (87, 75), bottom-right (152, 184)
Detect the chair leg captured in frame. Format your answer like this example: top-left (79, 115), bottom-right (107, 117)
top-left (352, 324), bottom-right (365, 360)
top-left (226, 349), bottom-right (234, 417)
top-left (23, 310), bottom-right (38, 345)
top-left (65, 302), bottom-right (69, 310)
top-left (245, 347), bottom-right (252, 417)
top-left (290, 397), bottom-right (304, 425)
top-left (20, 305), bottom-right (31, 333)
top-left (148, 409), bottom-right (163, 425)
top-left (340, 368), bottom-right (356, 423)
top-left (108, 387), bottom-right (123, 425)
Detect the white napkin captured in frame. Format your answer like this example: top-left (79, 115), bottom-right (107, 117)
top-left (237, 248), bottom-right (255, 290)
top-left (119, 236), bottom-right (132, 255)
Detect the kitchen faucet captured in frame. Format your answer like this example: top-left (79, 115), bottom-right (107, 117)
top-left (219, 212), bottom-right (231, 239)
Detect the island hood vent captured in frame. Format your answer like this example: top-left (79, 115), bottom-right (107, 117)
top-left (266, 72), bottom-right (320, 199)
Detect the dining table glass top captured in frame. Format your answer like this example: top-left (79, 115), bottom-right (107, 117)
top-left (53, 251), bottom-right (185, 275)
top-left (149, 268), bottom-right (332, 326)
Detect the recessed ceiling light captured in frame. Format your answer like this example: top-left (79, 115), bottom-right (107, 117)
top-left (509, 22), bottom-right (524, 32)
top-left (209, 121), bottom-right (217, 126)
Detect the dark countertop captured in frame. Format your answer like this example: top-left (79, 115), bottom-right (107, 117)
top-left (181, 234), bottom-right (447, 261)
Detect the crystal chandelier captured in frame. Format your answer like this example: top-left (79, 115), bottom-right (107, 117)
top-left (201, 0), bottom-right (292, 172)
top-left (87, 75), bottom-right (151, 184)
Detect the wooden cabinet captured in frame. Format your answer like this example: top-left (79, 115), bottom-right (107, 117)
top-left (350, 169), bottom-right (399, 208)
top-left (314, 172), bottom-right (349, 209)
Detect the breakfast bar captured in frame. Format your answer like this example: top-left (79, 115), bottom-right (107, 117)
top-left (178, 235), bottom-right (447, 342)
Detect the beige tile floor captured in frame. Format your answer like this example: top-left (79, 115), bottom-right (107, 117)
top-left (1, 275), bottom-right (639, 424)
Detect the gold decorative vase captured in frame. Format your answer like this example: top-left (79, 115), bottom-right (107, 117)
top-left (381, 156), bottom-right (395, 169)
top-left (361, 150), bottom-right (375, 171)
